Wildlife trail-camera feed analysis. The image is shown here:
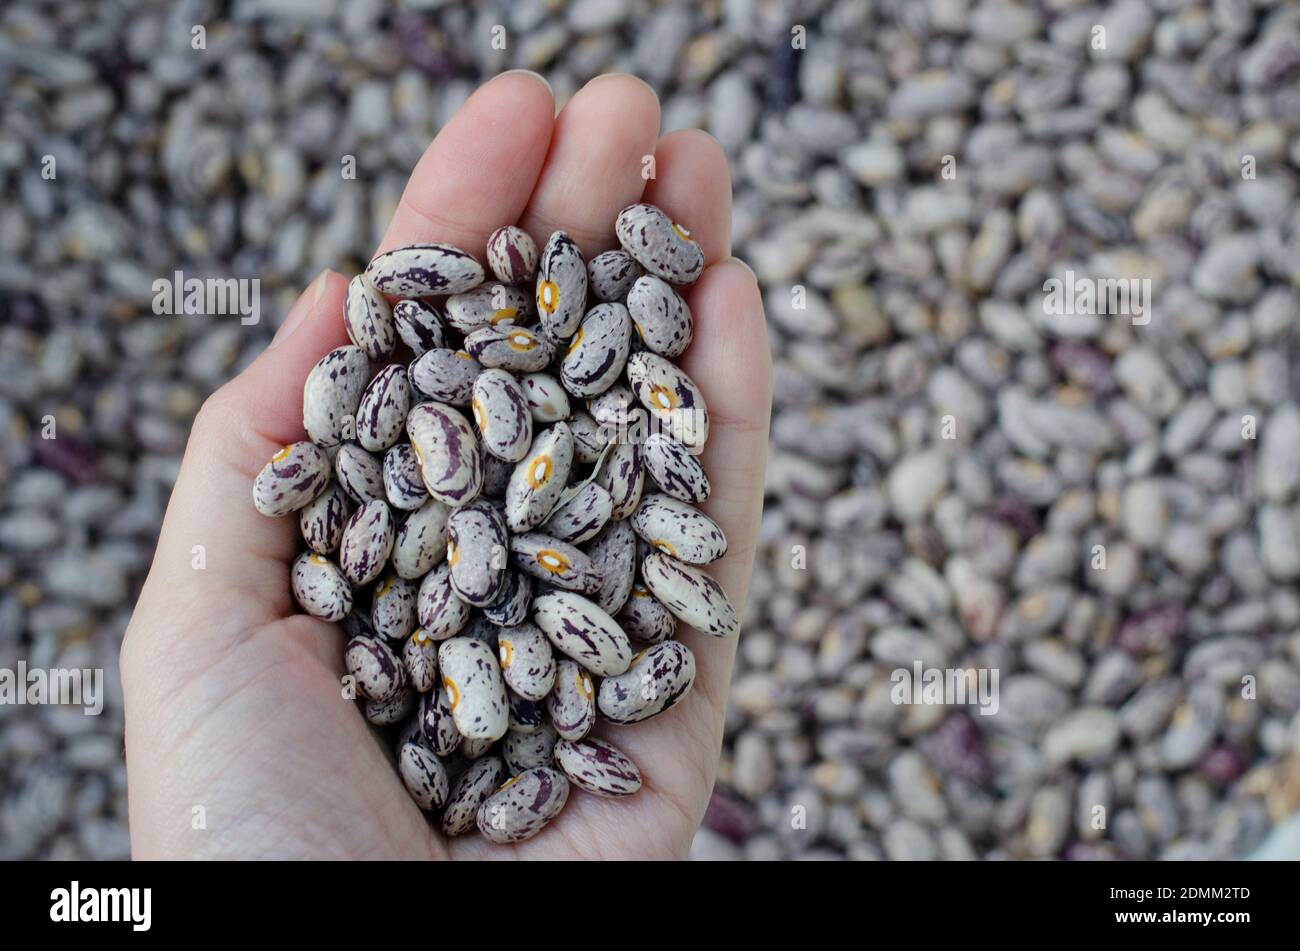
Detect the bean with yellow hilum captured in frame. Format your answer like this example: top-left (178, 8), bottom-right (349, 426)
top-left (253, 204), bottom-right (740, 843)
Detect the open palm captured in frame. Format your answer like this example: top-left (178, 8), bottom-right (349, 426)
top-left (121, 72), bottom-right (772, 859)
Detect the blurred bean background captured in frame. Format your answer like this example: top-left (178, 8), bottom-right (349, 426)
top-left (1, 0), bottom-right (1299, 860)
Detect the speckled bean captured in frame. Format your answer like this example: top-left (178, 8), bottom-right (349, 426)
top-left (497, 621), bottom-right (556, 701)
top-left (291, 552), bottom-right (353, 621)
top-left (420, 685), bottom-right (461, 755)
top-left (630, 494), bottom-right (727, 564)
top-left (446, 500), bottom-right (509, 607)
top-left (364, 243), bottom-right (485, 297)
top-left (355, 365), bottom-right (411, 453)
top-left (398, 741), bottom-right (449, 811)
top-left (486, 225), bottom-right (539, 285)
top-left (441, 756), bottom-right (505, 836)
top-left (541, 482), bottom-right (613, 544)
top-left (547, 659), bottom-right (597, 741)
top-left (508, 691), bottom-right (548, 734)
top-left (334, 443), bottom-right (385, 504)
top-left (535, 231), bottom-right (588, 342)
top-left (615, 203), bottom-right (704, 285)
top-left (471, 368), bottom-right (533, 463)
top-left (382, 443), bottom-right (428, 511)
top-left (410, 348), bottom-right (481, 405)
top-left (641, 551), bottom-right (739, 638)
top-left (505, 422), bottom-right (574, 533)
top-left (345, 634), bottom-right (406, 703)
top-left (561, 302), bottom-right (632, 398)
top-left (344, 273), bottom-right (396, 360)
top-left (482, 570), bottom-right (533, 627)
top-left (532, 589), bottom-right (633, 676)
top-left (407, 402), bottom-right (484, 507)
top-left (627, 352), bottom-right (709, 451)
top-left (597, 640), bottom-right (697, 724)
top-left (587, 248), bottom-right (642, 301)
top-left (617, 582), bottom-right (677, 643)
top-left (438, 636), bottom-right (509, 741)
top-left (596, 440), bottom-right (644, 520)
top-left (511, 532), bottom-right (604, 594)
top-left (303, 345), bottom-right (370, 448)
top-left (584, 518), bottom-right (638, 615)
top-left (554, 737), bottom-right (642, 797)
top-left (445, 282), bottom-right (533, 334)
top-left (253, 441), bottom-right (330, 516)
top-left (521, 372), bottom-right (571, 423)
top-left (504, 723), bottom-right (558, 774)
top-left (371, 571), bottom-right (417, 641)
top-left (339, 498), bottom-right (394, 586)
top-left (392, 498), bottom-right (449, 579)
top-left (364, 689), bottom-right (416, 725)
top-left (569, 411), bottom-right (609, 464)
top-left (626, 274), bottom-right (693, 358)
top-left (476, 766), bottom-right (569, 843)
top-left (416, 562), bottom-right (471, 638)
top-left (403, 628), bottom-right (439, 693)
top-left (392, 299), bottom-right (448, 355)
top-left (588, 382), bottom-right (636, 428)
top-left (299, 481), bottom-right (350, 554)
top-left (465, 324), bottom-right (554, 373)
top-left (642, 431), bottom-right (710, 503)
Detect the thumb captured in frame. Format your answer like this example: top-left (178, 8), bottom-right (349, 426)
top-left (133, 270), bottom-right (351, 636)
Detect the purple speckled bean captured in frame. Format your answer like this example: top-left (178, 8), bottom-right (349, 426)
top-left (344, 273), bottom-right (397, 360)
top-left (626, 352), bottom-right (709, 451)
top-left (554, 737), bottom-right (642, 797)
top-left (508, 690), bottom-right (548, 734)
top-left (476, 766), bottom-right (570, 843)
top-left (291, 552), bottom-right (353, 622)
top-left (584, 518), bottom-right (638, 615)
top-left (615, 202), bottom-right (704, 285)
top-left (446, 500), bottom-right (510, 607)
top-left (253, 441), bottom-right (330, 517)
top-left (511, 532), bottom-right (604, 594)
top-left (472, 368), bottom-right (533, 463)
top-left (392, 497), bottom-right (449, 579)
top-left (547, 659), bottom-right (596, 741)
top-left (561, 302), bottom-right (632, 398)
top-left (597, 640), bottom-right (697, 724)
top-left (403, 628), bottom-right (439, 693)
top-left (420, 684), bottom-right (461, 755)
top-left (407, 401), bottom-right (484, 507)
top-left (505, 422), bottom-right (574, 533)
top-left (642, 431), bottom-right (710, 503)
top-left (339, 498), bottom-right (394, 586)
top-left (541, 481), bottom-right (613, 544)
top-left (535, 231), bottom-right (588, 343)
top-left (445, 282), bottom-right (533, 334)
top-left (596, 440), bottom-right (644, 521)
top-left (410, 348), bottom-right (481, 405)
top-left (641, 551), bottom-right (739, 638)
top-left (371, 571), bottom-right (418, 641)
top-left (504, 722), bottom-right (558, 774)
top-left (392, 298), bottom-right (449, 355)
top-left (630, 494), bottom-right (727, 565)
top-left (626, 274), bottom-right (693, 358)
top-left (439, 637), bottom-right (509, 741)
top-left (442, 756), bottom-right (505, 836)
top-left (465, 324), bottom-right (554, 373)
top-left (521, 372), bottom-right (571, 423)
top-left (382, 443), bottom-right (429, 511)
top-left (345, 634), bottom-right (406, 703)
top-left (364, 242), bottom-right (485, 297)
top-left (364, 688), bottom-right (416, 725)
top-left (532, 589), bottom-right (633, 677)
top-left (416, 562), bottom-right (471, 639)
top-left (303, 345), bottom-right (370, 448)
top-left (568, 411), bottom-right (609, 464)
top-left (398, 741), bottom-right (449, 811)
top-left (486, 225), bottom-right (539, 285)
top-left (299, 481), bottom-right (350, 554)
top-left (587, 248), bottom-right (642, 302)
top-left (355, 364), bottom-right (411, 453)
top-left (497, 622), bottom-right (556, 701)
top-left (617, 582), bottom-right (677, 643)
top-left (334, 443), bottom-right (383, 506)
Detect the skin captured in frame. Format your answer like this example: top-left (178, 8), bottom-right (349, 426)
top-left (122, 71), bottom-right (773, 860)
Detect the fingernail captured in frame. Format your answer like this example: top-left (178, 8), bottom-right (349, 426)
top-left (725, 256), bottom-right (757, 283)
top-left (499, 69), bottom-right (552, 96)
top-left (585, 72), bottom-right (657, 99)
top-left (269, 269), bottom-right (329, 350)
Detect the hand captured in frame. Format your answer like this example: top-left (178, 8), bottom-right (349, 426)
top-left (121, 71), bottom-right (772, 859)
